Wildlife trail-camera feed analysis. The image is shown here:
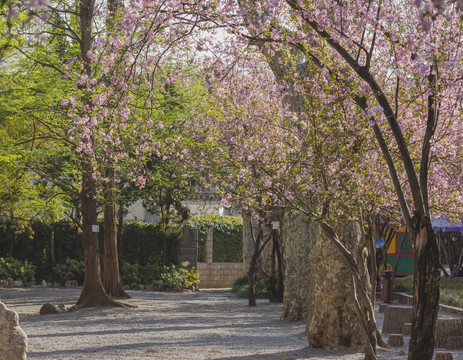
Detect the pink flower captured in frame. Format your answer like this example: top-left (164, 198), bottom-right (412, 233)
top-left (8, 8), bottom-right (18, 18)
top-left (137, 176), bottom-right (146, 188)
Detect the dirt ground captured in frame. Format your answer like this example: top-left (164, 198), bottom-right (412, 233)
top-left (0, 287), bottom-right (461, 360)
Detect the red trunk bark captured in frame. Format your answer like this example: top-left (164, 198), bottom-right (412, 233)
top-left (103, 167), bottom-right (130, 298)
top-left (75, 161), bottom-right (121, 308)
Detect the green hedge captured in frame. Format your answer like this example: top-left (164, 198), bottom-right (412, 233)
top-left (0, 219), bottom-right (181, 282)
top-left (113, 221), bottom-right (179, 266)
top-left (187, 214), bottom-right (243, 262)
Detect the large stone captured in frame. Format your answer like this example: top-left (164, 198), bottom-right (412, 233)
top-left (0, 301), bottom-right (27, 360)
top-left (39, 303), bottom-right (67, 315)
top-left (307, 221), bottom-right (367, 351)
top-left (12, 281), bottom-right (23, 288)
top-left (280, 209), bottom-right (311, 321)
top-left (64, 280), bottom-right (78, 288)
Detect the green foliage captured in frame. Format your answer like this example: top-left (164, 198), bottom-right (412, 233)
top-left (395, 276), bottom-right (463, 308)
top-left (120, 261), bottom-right (199, 290)
top-left (120, 262), bottom-right (141, 289)
top-left (440, 290), bottom-right (463, 308)
top-left (0, 218), bottom-right (181, 283)
top-left (0, 218), bottom-right (83, 281)
top-left (121, 221), bottom-right (179, 266)
top-left (161, 262), bottom-right (200, 290)
top-left (195, 228), bottom-right (207, 262)
top-left (187, 214), bottom-right (243, 262)
top-left (394, 276), bottom-right (414, 292)
top-left (52, 258), bottom-right (85, 285)
top-left (139, 263), bottom-right (164, 285)
top-left (231, 276), bottom-right (267, 299)
top-left (0, 257), bottom-right (35, 283)
top-left (120, 262), bottom-right (164, 288)
top-left (188, 213), bottom-right (243, 233)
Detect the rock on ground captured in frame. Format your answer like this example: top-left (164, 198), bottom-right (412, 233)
top-left (0, 301), bottom-right (27, 360)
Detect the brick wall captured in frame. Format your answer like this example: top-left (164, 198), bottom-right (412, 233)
top-left (197, 262), bottom-right (245, 288)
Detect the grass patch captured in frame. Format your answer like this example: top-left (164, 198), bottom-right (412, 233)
top-left (231, 276), bottom-right (268, 299)
top-left (394, 276), bottom-right (414, 293)
top-left (394, 276), bottom-right (463, 308)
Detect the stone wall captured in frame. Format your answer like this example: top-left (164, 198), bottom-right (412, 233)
top-left (197, 262), bottom-right (245, 288)
top-left (197, 227), bottom-right (245, 288)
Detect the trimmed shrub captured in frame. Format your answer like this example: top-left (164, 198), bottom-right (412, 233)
top-left (187, 214), bottom-right (243, 262)
top-left (121, 222), bottom-right (179, 266)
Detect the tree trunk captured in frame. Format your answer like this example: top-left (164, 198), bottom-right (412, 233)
top-left (75, 161), bottom-right (121, 308)
top-left (408, 221), bottom-right (440, 360)
top-left (247, 269), bottom-right (257, 307)
top-left (393, 227), bottom-right (407, 278)
top-left (308, 221), bottom-right (381, 359)
top-left (274, 229), bottom-right (284, 303)
top-left (267, 230), bottom-right (278, 301)
top-left (247, 227), bottom-right (263, 307)
top-left (308, 221), bottom-right (367, 352)
top-left (50, 224), bottom-right (56, 270)
top-left (280, 210), bottom-right (311, 321)
top-left (103, 167), bottom-right (130, 299)
top-left (117, 211), bottom-right (123, 264)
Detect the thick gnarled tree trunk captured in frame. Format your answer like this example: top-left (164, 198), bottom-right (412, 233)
top-left (307, 221), bottom-right (364, 352)
top-left (308, 221), bottom-right (381, 360)
top-left (280, 209), bottom-right (311, 321)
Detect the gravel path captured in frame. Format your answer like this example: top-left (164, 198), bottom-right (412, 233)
top-left (0, 288), bottom-right (462, 360)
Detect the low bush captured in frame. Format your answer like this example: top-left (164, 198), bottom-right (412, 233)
top-left (52, 258), bottom-right (85, 285)
top-left (121, 262), bottom-right (141, 289)
top-left (0, 257), bottom-right (36, 283)
top-left (139, 264), bottom-right (164, 285)
top-left (393, 276), bottom-right (413, 293)
top-left (161, 262), bottom-right (199, 290)
top-left (231, 276), bottom-right (267, 299)
top-left (120, 261), bottom-right (199, 290)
